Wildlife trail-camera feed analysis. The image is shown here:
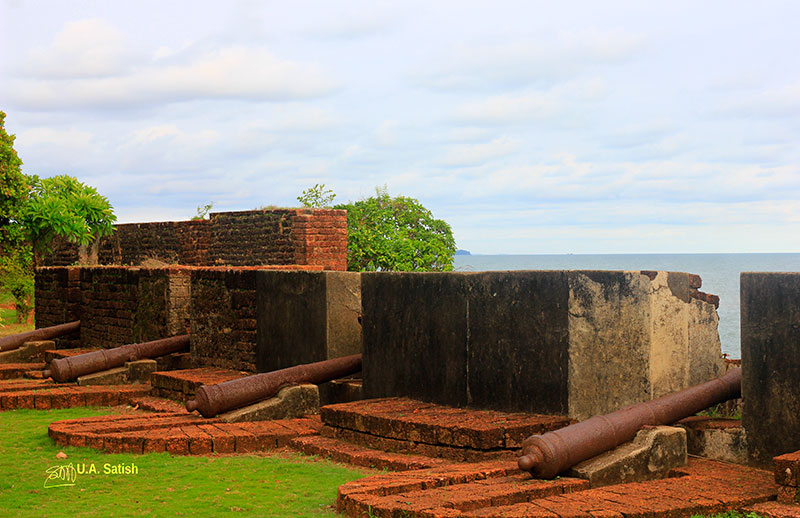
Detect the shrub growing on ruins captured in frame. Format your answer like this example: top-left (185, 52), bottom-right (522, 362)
top-left (22, 175), bottom-right (117, 265)
top-left (297, 183), bottom-right (336, 208)
top-left (334, 186), bottom-right (456, 272)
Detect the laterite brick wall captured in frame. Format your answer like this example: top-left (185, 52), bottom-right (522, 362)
top-left (35, 266), bottom-right (192, 349)
top-left (34, 267), bottom-right (82, 348)
top-left (41, 209), bottom-right (348, 271)
top-left (189, 265), bottom-right (324, 372)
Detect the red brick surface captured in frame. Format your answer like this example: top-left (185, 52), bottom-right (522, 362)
top-left (321, 397), bottom-right (572, 451)
top-left (336, 458), bottom-right (776, 518)
top-left (48, 412), bottom-right (322, 455)
top-left (0, 378), bottom-right (151, 411)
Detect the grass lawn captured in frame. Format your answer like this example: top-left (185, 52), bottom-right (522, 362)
top-left (0, 408), bottom-right (371, 517)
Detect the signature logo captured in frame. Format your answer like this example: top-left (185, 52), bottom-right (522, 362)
top-left (44, 463), bottom-right (77, 488)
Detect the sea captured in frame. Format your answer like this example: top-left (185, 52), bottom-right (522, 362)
top-left (453, 253), bottom-right (800, 359)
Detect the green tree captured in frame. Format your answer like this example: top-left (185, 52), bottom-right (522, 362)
top-left (0, 111), bottom-right (35, 321)
top-left (22, 175), bottom-right (117, 266)
top-left (0, 111), bottom-right (30, 255)
top-left (334, 187), bottom-right (456, 272)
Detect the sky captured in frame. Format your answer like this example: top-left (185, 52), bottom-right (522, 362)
top-left (1, 0), bottom-right (799, 254)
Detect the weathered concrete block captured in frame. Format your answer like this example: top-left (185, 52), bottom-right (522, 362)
top-left (0, 340), bottom-right (54, 364)
top-left (742, 272), bottom-right (800, 466)
top-left (363, 271), bottom-right (723, 419)
top-left (256, 271), bottom-right (361, 373)
top-left (678, 416), bottom-right (747, 464)
top-left (126, 359), bottom-right (157, 383)
top-left (77, 367), bottom-right (128, 386)
top-left (567, 426), bottom-right (687, 487)
top-left (219, 384), bottom-right (319, 422)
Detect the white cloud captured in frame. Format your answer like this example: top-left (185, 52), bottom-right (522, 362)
top-left (8, 45), bottom-right (340, 109)
top-left (441, 136), bottom-right (521, 167)
top-left (454, 78), bottom-right (607, 124)
top-left (21, 18), bottom-right (129, 79)
top-left (418, 30), bottom-right (644, 91)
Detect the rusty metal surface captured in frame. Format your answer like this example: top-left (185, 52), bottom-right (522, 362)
top-left (518, 367), bottom-right (742, 479)
top-left (0, 321), bottom-right (81, 352)
top-left (186, 354), bottom-right (362, 417)
top-left (43, 334), bottom-right (190, 382)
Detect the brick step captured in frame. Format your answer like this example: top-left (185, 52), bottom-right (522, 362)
top-left (337, 458), bottom-right (776, 518)
top-left (150, 368), bottom-right (247, 401)
top-left (129, 396), bottom-right (188, 413)
top-left (290, 434), bottom-right (450, 471)
top-left (24, 370), bottom-right (45, 379)
top-left (321, 397), bottom-right (572, 451)
top-left (746, 502), bottom-right (800, 518)
top-left (0, 379), bottom-right (57, 392)
top-left (321, 424), bottom-right (516, 463)
top-left (49, 413), bottom-right (322, 455)
top-left (0, 383), bottom-right (151, 410)
top-left (0, 363), bottom-right (46, 380)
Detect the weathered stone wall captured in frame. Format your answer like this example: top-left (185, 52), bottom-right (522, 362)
top-left (256, 270), bottom-right (362, 373)
top-left (362, 270), bottom-right (724, 419)
top-left (188, 265), bottom-right (325, 373)
top-left (741, 272), bottom-right (800, 466)
top-left (41, 208), bottom-right (347, 271)
top-left (35, 266), bottom-right (192, 350)
top-left (34, 267), bottom-right (82, 348)
top-left (78, 267), bottom-right (190, 349)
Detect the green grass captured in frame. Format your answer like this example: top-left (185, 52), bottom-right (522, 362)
top-left (0, 408), bottom-right (370, 517)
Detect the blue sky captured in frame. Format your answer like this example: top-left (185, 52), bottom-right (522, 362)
top-left (1, 0), bottom-right (799, 254)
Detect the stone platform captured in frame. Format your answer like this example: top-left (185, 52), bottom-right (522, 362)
top-left (319, 397), bottom-right (573, 462)
top-left (0, 363), bottom-right (46, 380)
top-left (150, 367), bottom-right (247, 401)
top-left (337, 457), bottom-right (776, 518)
top-left (0, 377), bottom-right (151, 410)
top-left (48, 413), bottom-right (322, 454)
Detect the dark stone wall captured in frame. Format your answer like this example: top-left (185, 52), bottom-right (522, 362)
top-left (256, 270), bottom-right (361, 373)
top-left (40, 209), bottom-right (348, 271)
top-left (361, 271), bottom-right (571, 414)
top-left (189, 268), bottom-right (259, 372)
top-left (34, 267), bottom-right (82, 348)
top-left (209, 210), bottom-right (296, 266)
top-left (36, 266), bottom-right (191, 350)
top-left (741, 272), bottom-right (800, 466)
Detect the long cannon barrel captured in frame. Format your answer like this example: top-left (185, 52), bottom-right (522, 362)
top-left (43, 334), bottom-right (190, 382)
top-left (0, 321), bottom-right (80, 352)
top-left (518, 367), bottom-right (742, 479)
top-left (186, 354), bottom-right (362, 418)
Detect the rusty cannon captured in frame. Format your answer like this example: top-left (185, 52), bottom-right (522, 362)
top-left (0, 321), bottom-right (81, 352)
top-left (186, 354), bottom-right (362, 418)
top-left (518, 367), bottom-right (742, 479)
top-left (43, 334), bottom-right (190, 382)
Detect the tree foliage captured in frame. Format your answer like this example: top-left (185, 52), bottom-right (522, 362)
top-left (0, 111), bottom-right (30, 254)
top-left (334, 187), bottom-right (456, 272)
top-left (22, 175), bottom-right (117, 260)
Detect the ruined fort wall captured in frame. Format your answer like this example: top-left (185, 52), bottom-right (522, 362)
top-left (40, 208), bottom-right (347, 271)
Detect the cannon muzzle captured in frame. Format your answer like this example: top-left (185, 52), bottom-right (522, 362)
top-left (0, 321), bottom-right (80, 352)
top-left (518, 367), bottom-right (742, 479)
top-left (186, 354), bottom-right (362, 418)
top-left (44, 334), bottom-right (190, 382)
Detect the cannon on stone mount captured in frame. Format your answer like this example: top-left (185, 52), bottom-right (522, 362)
top-left (0, 321), bottom-right (80, 352)
top-left (43, 334), bottom-right (190, 382)
top-left (518, 367), bottom-right (742, 479)
top-left (186, 354), bottom-right (362, 418)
